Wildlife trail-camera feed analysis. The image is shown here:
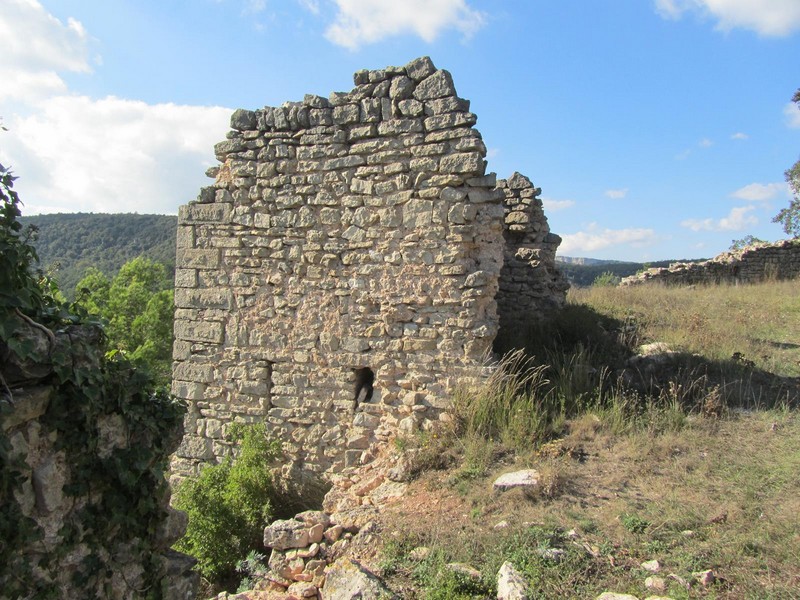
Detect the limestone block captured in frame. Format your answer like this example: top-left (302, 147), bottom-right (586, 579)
top-left (174, 320), bottom-right (224, 344)
top-left (405, 56), bottom-right (436, 81)
top-left (1, 386), bottom-right (51, 431)
top-left (175, 434), bottom-right (215, 460)
top-left (32, 452), bottom-right (67, 514)
top-left (440, 152), bottom-right (483, 174)
top-left (230, 108), bottom-right (256, 130)
top-left (174, 288), bottom-right (232, 310)
top-left (264, 519), bottom-right (311, 550)
top-left (175, 248), bottom-right (220, 269)
top-left (179, 202), bottom-right (232, 224)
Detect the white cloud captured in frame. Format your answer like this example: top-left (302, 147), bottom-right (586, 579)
top-left (681, 205), bottom-right (758, 231)
top-left (541, 197), bottom-right (575, 212)
top-left (654, 0), bottom-right (800, 36)
top-left (604, 188), bottom-right (628, 199)
top-left (784, 101), bottom-right (800, 128)
top-left (730, 182), bottom-right (789, 202)
top-left (3, 96), bottom-right (231, 215)
top-left (698, 137), bottom-right (713, 147)
top-left (559, 224), bottom-right (657, 254)
top-left (0, 0), bottom-right (91, 102)
top-left (324, 0), bottom-right (486, 50)
top-left (730, 132), bottom-right (749, 140)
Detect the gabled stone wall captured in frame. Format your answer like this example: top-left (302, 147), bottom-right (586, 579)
top-left (171, 57), bottom-right (567, 478)
top-left (620, 239), bottom-right (800, 287)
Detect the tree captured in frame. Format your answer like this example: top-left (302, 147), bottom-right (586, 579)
top-left (730, 235), bottom-right (766, 251)
top-left (772, 88), bottom-right (800, 238)
top-left (75, 256), bottom-right (174, 384)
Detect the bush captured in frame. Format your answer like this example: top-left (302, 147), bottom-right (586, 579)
top-left (173, 423), bottom-right (282, 583)
top-left (592, 271), bottom-right (620, 287)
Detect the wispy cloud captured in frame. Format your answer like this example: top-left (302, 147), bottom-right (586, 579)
top-left (681, 206), bottom-right (758, 232)
top-left (654, 0), bottom-right (800, 36)
top-left (730, 182), bottom-right (789, 202)
top-left (730, 132), bottom-right (749, 140)
top-left (297, 0), bottom-right (320, 14)
top-left (698, 137), bottom-right (713, 148)
top-left (324, 0), bottom-right (486, 50)
top-left (559, 224), bottom-right (657, 254)
top-left (541, 197), bottom-right (575, 212)
top-left (604, 188), bottom-right (628, 200)
top-left (784, 101), bottom-right (800, 128)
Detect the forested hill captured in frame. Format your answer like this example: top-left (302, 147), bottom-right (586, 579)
top-left (555, 257), bottom-right (707, 287)
top-left (20, 213), bottom-right (177, 297)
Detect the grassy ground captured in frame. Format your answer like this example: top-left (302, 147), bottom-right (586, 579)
top-left (378, 280), bottom-right (800, 599)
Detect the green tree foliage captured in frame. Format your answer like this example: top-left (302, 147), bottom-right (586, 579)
top-left (772, 88), bottom-right (800, 238)
top-left (75, 257), bottom-right (174, 385)
top-left (730, 235), bottom-right (767, 251)
top-left (591, 271), bottom-right (621, 287)
top-left (173, 424), bottom-right (282, 583)
top-left (19, 213), bottom-right (177, 297)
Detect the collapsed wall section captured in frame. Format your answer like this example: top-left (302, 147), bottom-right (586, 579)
top-left (619, 239), bottom-right (800, 286)
top-left (496, 173), bottom-right (569, 333)
top-left (171, 57), bottom-right (506, 477)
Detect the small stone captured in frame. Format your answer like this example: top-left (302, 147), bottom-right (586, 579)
top-left (692, 569), bottom-right (716, 586)
top-left (644, 576), bottom-right (667, 593)
top-left (445, 563), bottom-right (482, 581)
top-left (595, 594), bottom-right (639, 600)
top-left (641, 559), bottom-right (662, 573)
top-left (263, 519), bottom-right (310, 550)
top-left (493, 470), bottom-right (540, 491)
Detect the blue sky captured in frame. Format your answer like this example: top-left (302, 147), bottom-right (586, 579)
top-left (2, 0), bottom-right (799, 261)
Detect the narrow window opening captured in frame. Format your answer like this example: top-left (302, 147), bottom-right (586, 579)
top-left (353, 367), bottom-right (375, 407)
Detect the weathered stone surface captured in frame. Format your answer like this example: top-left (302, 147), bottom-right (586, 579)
top-left (264, 519), bottom-right (311, 550)
top-left (493, 469), bottom-right (540, 491)
top-left (172, 57), bottom-right (567, 479)
top-left (497, 561), bottom-right (530, 600)
top-left (323, 558), bottom-right (397, 600)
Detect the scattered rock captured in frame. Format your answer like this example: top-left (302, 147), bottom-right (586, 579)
top-left (644, 576), bottom-right (667, 593)
top-left (595, 593), bottom-right (639, 600)
top-left (497, 561), bottom-right (529, 600)
top-left (493, 470), bottom-right (540, 492)
top-left (323, 558), bottom-right (397, 600)
top-left (692, 569), bottom-right (716, 586)
top-left (640, 559), bottom-right (662, 573)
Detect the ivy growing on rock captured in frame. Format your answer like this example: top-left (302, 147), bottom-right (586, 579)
top-left (0, 164), bottom-right (188, 598)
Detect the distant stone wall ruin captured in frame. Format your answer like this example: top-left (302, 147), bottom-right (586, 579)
top-left (619, 239), bottom-right (800, 287)
top-left (171, 57), bottom-right (567, 478)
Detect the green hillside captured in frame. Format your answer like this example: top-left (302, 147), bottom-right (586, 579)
top-left (556, 257), bottom-right (707, 287)
top-left (19, 213), bottom-right (177, 297)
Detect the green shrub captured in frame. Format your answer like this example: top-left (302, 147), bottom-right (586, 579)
top-left (173, 423), bottom-right (281, 582)
top-left (592, 271), bottom-right (620, 287)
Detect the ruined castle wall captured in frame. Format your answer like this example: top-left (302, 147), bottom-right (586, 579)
top-left (496, 173), bottom-right (569, 332)
top-left (619, 239), bottom-right (800, 287)
top-left (171, 57), bottom-right (508, 477)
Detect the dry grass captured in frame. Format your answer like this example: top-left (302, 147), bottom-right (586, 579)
top-left (377, 280), bottom-right (800, 599)
top-left (571, 280), bottom-right (800, 378)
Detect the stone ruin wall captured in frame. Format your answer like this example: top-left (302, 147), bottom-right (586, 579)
top-left (620, 239), bottom-right (800, 287)
top-left (171, 57), bottom-right (567, 479)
